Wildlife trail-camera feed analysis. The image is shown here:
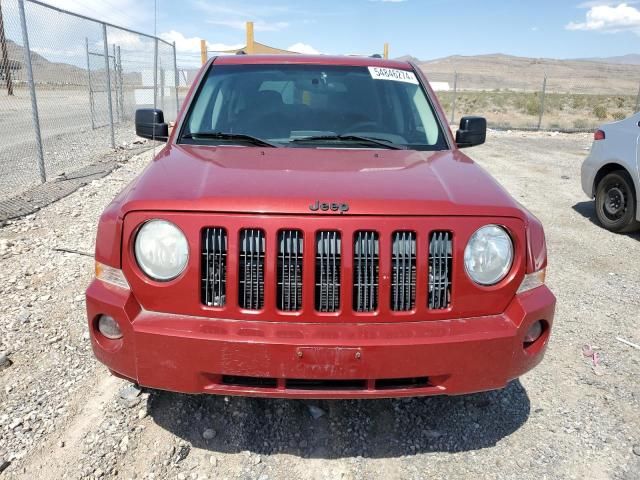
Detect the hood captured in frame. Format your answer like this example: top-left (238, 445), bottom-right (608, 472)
top-left (115, 144), bottom-right (524, 218)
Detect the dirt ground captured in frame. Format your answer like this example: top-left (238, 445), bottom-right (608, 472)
top-left (0, 131), bottom-right (639, 480)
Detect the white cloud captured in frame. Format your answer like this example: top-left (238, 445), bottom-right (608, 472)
top-left (287, 42), bottom-right (321, 54)
top-left (107, 30), bottom-right (151, 50)
top-left (207, 20), bottom-right (290, 32)
top-left (160, 30), bottom-right (242, 54)
top-left (566, 3), bottom-right (640, 34)
top-left (42, 0), bottom-right (147, 30)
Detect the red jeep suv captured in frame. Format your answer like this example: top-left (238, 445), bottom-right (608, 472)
top-left (86, 55), bottom-right (555, 398)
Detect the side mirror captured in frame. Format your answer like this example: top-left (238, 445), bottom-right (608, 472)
top-left (456, 116), bottom-right (486, 148)
top-left (135, 109), bottom-right (169, 141)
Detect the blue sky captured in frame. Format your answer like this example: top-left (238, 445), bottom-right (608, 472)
top-left (44, 0), bottom-right (640, 65)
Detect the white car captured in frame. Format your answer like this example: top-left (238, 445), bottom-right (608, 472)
top-left (581, 112), bottom-right (640, 233)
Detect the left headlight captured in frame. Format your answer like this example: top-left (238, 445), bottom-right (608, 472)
top-left (464, 225), bottom-right (514, 286)
top-left (134, 220), bottom-right (189, 281)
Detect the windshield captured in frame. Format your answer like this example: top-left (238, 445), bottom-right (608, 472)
top-left (179, 64), bottom-right (448, 150)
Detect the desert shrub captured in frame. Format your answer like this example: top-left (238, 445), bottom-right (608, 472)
top-left (615, 97), bottom-right (625, 108)
top-left (572, 95), bottom-right (587, 110)
top-left (573, 119), bottom-right (589, 129)
top-left (549, 122), bottom-right (561, 130)
top-left (593, 105), bottom-right (608, 120)
top-left (525, 97), bottom-right (540, 116)
top-left (612, 110), bottom-right (627, 121)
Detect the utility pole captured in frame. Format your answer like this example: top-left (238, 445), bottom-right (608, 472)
top-left (0, 1), bottom-right (14, 96)
top-left (383, 42), bottom-right (389, 60)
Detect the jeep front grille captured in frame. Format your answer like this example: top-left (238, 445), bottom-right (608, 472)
top-left (277, 230), bottom-right (303, 311)
top-left (200, 227), bottom-right (453, 313)
top-left (353, 231), bottom-right (379, 312)
top-left (239, 229), bottom-right (265, 310)
top-left (201, 227), bottom-right (227, 307)
top-left (391, 231), bottom-right (416, 311)
top-left (315, 231), bottom-right (341, 312)
top-left (428, 231), bottom-right (453, 310)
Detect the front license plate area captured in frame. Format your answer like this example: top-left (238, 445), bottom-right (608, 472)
top-left (294, 347), bottom-right (363, 377)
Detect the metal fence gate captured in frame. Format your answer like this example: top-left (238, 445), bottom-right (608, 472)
top-left (0, 0), bottom-right (180, 201)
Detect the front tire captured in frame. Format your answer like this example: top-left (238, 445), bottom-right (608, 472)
top-left (595, 171), bottom-right (640, 233)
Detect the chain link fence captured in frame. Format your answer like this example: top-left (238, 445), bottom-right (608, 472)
top-left (0, 0), bottom-right (179, 203)
top-left (431, 69), bottom-right (640, 132)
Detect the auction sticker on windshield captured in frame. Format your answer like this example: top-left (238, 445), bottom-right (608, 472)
top-left (368, 66), bottom-right (418, 84)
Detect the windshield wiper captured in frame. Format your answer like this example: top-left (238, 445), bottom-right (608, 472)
top-left (290, 135), bottom-right (406, 150)
top-left (182, 131), bottom-right (279, 148)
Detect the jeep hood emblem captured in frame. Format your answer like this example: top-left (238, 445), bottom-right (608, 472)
top-left (309, 200), bottom-right (349, 213)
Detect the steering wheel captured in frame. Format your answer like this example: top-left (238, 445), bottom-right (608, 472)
top-left (343, 120), bottom-right (380, 132)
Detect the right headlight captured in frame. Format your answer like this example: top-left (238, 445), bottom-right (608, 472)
top-left (464, 225), bottom-right (514, 286)
top-left (134, 219), bottom-right (189, 281)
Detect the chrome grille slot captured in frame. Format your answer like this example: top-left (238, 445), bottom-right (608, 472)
top-left (277, 230), bottom-right (303, 311)
top-left (428, 231), bottom-right (453, 310)
top-left (353, 231), bottom-right (379, 312)
top-left (201, 228), bottom-right (227, 307)
top-left (315, 231), bottom-right (341, 312)
top-left (239, 229), bottom-right (265, 310)
top-left (391, 231), bottom-right (416, 311)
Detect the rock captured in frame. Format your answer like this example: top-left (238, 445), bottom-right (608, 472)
top-left (177, 474), bottom-right (186, 480)
top-left (119, 435), bottom-right (129, 452)
top-left (175, 445), bottom-right (190, 463)
top-left (202, 428), bottom-right (216, 440)
top-left (0, 460), bottom-right (11, 474)
top-left (9, 418), bottom-right (23, 430)
top-left (633, 444), bottom-right (640, 456)
top-left (118, 384), bottom-right (142, 408)
top-left (209, 456), bottom-right (218, 467)
top-left (0, 353), bottom-right (11, 369)
top-left (58, 440), bottom-right (65, 448)
top-left (120, 384), bottom-right (142, 400)
top-left (137, 408), bottom-right (147, 420)
top-left (307, 405), bottom-right (326, 420)
top-left (252, 455), bottom-right (261, 465)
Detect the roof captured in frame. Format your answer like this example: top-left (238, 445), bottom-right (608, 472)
top-left (213, 54), bottom-right (414, 70)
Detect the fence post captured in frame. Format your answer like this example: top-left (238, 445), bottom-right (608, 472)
top-left (173, 41), bottom-right (180, 117)
top-left (450, 71), bottom-right (457, 124)
top-left (85, 38), bottom-right (96, 130)
top-left (153, 37), bottom-right (158, 110)
top-left (102, 23), bottom-right (115, 148)
top-left (200, 39), bottom-right (207, 66)
top-left (116, 46), bottom-right (123, 120)
top-left (537, 74), bottom-right (547, 130)
top-left (0, 2), bottom-right (14, 96)
top-left (18, 0), bottom-right (45, 183)
top-left (112, 44), bottom-right (120, 122)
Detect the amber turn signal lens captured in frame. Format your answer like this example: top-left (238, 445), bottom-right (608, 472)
top-left (95, 262), bottom-right (130, 290)
top-left (516, 269), bottom-right (546, 294)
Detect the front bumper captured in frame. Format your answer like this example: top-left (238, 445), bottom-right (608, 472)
top-left (86, 280), bottom-right (555, 399)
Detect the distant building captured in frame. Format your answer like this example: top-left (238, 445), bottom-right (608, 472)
top-left (429, 82), bottom-right (450, 92)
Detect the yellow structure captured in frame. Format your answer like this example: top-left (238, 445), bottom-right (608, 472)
top-left (199, 22), bottom-right (390, 64)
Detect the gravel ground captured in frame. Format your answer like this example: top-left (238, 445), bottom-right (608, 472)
top-left (0, 131), bottom-right (638, 480)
